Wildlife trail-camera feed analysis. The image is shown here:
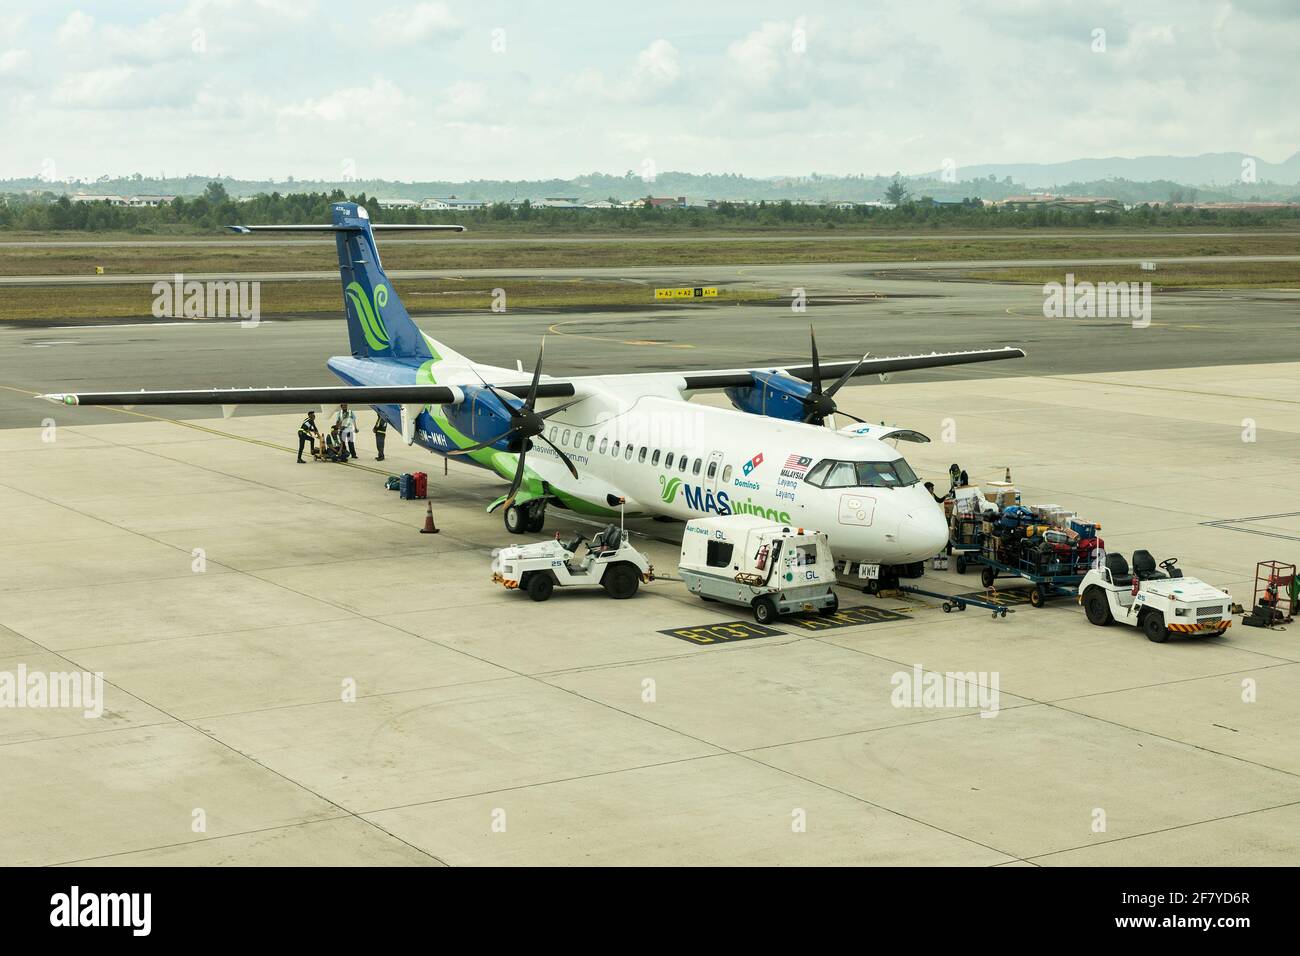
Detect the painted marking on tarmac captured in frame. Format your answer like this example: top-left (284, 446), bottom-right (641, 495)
top-left (546, 318), bottom-right (695, 349)
top-left (1050, 376), bottom-right (1300, 406)
top-left (781, 605), bottom-right (911, 630)
top-left (954, 588), bottom-right (1035, 606)
top-left (660, 621), bottom-right (784, 644)
top-left (1200, 512), bottom-right (1300, 543)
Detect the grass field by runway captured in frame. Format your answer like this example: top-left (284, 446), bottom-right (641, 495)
top-left (0, 276), bottom-right (782, 321)
top-left (2, 231), bottom-right (1296, 277)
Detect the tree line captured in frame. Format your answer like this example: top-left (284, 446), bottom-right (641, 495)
top-left (2, 181), bottom-right (1297, 234)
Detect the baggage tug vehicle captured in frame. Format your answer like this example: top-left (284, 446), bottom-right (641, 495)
top-left (1079, 551), bottom-right (1233, 642)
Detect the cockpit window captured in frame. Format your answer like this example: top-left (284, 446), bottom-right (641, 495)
top-left (804, 457), bottom-right (920, 489)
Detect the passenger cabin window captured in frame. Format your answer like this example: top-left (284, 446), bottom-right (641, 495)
top-left (721, 465), bottom-right (732, 483)
top-left (678, 455), bottom-right (689, 473)
top-left (624, 444), bottom-right (634, 460)
top-left (599, 438), bottom-right (608, 454)
top-left (562, 429), bottom-right (571, 445)
top-left (638, 447), bottom-right (647, 463)
top-left (612, 441), bottom-right (620, 457)
top-left (652, 450), bottom-right (662, 466)
top-left (706, 540), bottom-right (734, 568)
top-left (664, 452), bottom-right (674, 469)
top-left (574, 431), bottom-right (583, 448)
top-left (706, 461), bottom-right (717, 479)
top-left (587, 435), bottom-right (596, 452)
top-left (804, 458), bottom-right (921, 489)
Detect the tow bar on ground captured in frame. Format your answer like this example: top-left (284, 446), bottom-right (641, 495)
top-left (897, 584), bottom-right (1011, 619)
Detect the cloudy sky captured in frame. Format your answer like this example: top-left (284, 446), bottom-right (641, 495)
top-left (1, 0), bottom-right (1296, 182)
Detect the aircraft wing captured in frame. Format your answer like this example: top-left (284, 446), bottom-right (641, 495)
top-left (41, 382), bottom-right (575, 407)
top-left (679, 347), bottom-right (1025, 391)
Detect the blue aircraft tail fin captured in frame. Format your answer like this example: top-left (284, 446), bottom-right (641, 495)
top-left (228, 202), bottom-right (466, 363)
top-left (331, 202), bottom-right (431, 361)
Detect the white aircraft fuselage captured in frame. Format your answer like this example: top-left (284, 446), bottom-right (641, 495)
top-left (341, 352), bottom-right (950, 566)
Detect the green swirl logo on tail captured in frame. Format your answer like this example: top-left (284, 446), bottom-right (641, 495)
top-left (346, 282), bottom-right (390, 351)
top-left (659, 475), bottom-right (682, 503)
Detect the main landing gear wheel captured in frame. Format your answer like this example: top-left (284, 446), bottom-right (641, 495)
top-left (1082, 587), bottom-right (1113, 626)
top-left (504, 504), bottom-right (527, 534)
top-left (1141, 611), bottom-right (1170, 643)
top-left (753, 596), bottom-right (778, 625)
top-left (602, 563), bottom-right (640, 600)
top-left (525, 503), bottom-right (546, 533)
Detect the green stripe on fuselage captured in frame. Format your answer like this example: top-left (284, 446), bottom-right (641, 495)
top-left (413, 349), bottom-right (616, 517)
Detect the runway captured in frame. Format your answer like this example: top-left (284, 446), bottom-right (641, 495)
top-left (2, 265), bottom-right (1296, 429)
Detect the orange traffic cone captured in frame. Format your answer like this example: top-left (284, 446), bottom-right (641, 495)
top-left (419, 501), bottom-right (439, 534)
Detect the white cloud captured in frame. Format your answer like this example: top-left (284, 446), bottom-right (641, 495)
top-left (0, 48), bottom-right (31, 75)
top-left (3, 2), bottom-right (1297, 181)
top-left (372, 2), bottom-right (460, 45)
top-left (56, 11), bottom-right (94, 45)
top-left (278, 76), bottom-right (411, 124)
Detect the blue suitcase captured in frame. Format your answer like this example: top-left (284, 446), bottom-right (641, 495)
top-left (399, 473), bottom-right (414, 500)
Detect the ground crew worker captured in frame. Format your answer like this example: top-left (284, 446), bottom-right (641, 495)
top-left (296, 411), bottom-right (319, 463)
top-left (332, 404), bottom-right (358, 459)
top-left (373, 414), bottom-right (387, 461)
top-left (323, 424), bottom-right (346, 462)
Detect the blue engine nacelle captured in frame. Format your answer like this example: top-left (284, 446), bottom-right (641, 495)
top-left (439, 384), bottom-right (525, 451)
top-left (724, 371), bottom-right (812, 422)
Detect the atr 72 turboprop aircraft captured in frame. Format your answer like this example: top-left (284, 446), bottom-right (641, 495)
top-left (44, 202), bottom-right (1024, 574)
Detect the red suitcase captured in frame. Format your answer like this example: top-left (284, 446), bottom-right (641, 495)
top-left (412, 471), bottom-right (427, 499)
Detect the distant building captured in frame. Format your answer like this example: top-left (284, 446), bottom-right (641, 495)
top-left (67, 194), bottom-right (175, 207)
top-left (69, 194), bottom-right (129, 206)
top-left (377, 198), bottom-right (421, 210)
top-left (539, 197), bottom-right (583, 208)
top-left (997, 194), bottom-right (1121, 212)
top-left (411, 197), bottom-right (485, 211)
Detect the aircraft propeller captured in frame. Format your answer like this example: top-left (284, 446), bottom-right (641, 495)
top-left (448, 339), bottom-right (581, 509)
top-left (802, 326), bottom-right (868, 426)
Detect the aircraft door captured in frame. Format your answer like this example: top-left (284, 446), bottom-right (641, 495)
top-left (705, 450), bottom-right (725, 493)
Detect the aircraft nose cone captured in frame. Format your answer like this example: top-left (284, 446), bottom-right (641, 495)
top-left (897, 508), bottom-right (949, 563)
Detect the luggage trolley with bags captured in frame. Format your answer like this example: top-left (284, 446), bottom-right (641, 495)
top-left (966, 507), bottom-right (1099, 608)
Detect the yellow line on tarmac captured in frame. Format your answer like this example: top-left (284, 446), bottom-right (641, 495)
top-left (546, 318), bottom-right (695, 349)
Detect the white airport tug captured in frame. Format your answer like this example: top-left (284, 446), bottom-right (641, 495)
top-left (678, 515), bottom-right (839, 624)
top-left (1078, 550), bottom-right (1233, 642)
top-left (493, 524), bottom-right (654, 602)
